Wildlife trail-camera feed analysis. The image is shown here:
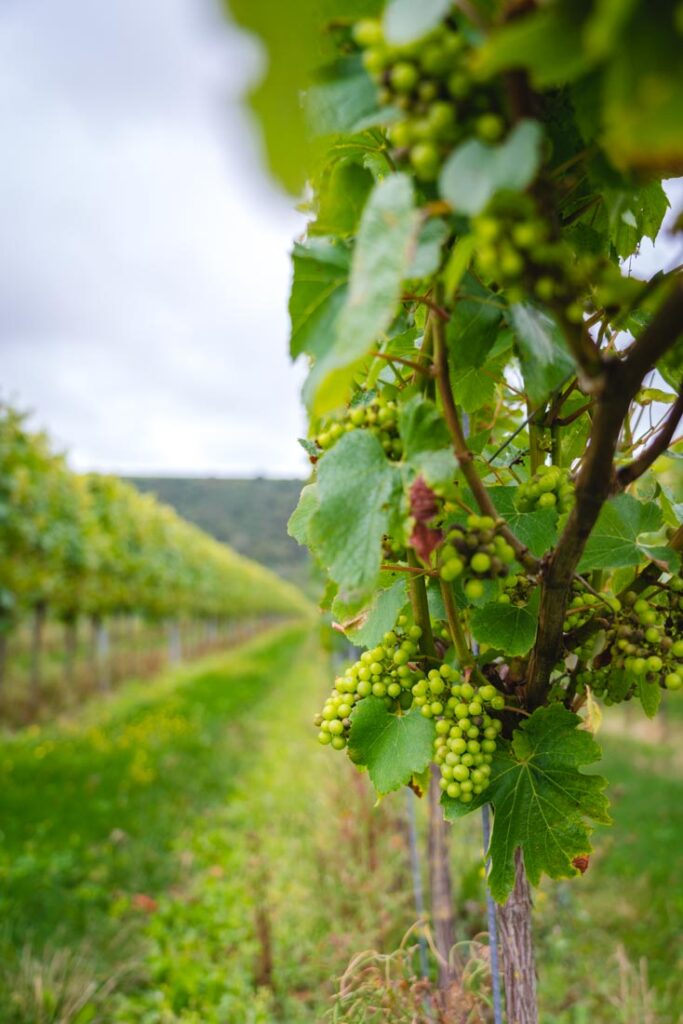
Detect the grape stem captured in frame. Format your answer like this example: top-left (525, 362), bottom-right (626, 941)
top-left (431, 302), bottom-right (541, 573)
top-left (371, 350), bottom-right (434, 376)
top-left (503, 705), bottom-right (531, 717)
top-left (407, 550), bottom-right (437, 659)
top-left (381, 562), bottom-right (438, 577)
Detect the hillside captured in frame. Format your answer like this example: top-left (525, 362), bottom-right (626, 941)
top-left (128, 476), bottom-right (311, 591)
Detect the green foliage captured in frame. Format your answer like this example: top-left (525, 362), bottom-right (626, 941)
top-left (306, 174), bottom-right (420, 414)
top-left (309, 430), bottom-right (399, 603)
top-left (237, 0), bottom-right (683, 914)
top-left (579, 493), bottom-right (662, 570)
top-left (348, 696), bottom-right (435, 794)
top-left (470, 598), bottom-right (538, 657)
top-left (439, 120), bottom-right (543, 215)
top-left (0, 406), bottom-right (305, 630)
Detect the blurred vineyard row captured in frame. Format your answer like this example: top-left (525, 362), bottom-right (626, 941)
top-left (0, 404), bottom-right (307, 721)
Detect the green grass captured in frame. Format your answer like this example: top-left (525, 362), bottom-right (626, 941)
top-left (0, 628), bottom-right (681, 1023)
top-left (0, 625), bottom-right (411, 1023)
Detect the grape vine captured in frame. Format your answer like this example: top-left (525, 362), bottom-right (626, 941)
top-left (229, 0), bottom-right (683, 1018)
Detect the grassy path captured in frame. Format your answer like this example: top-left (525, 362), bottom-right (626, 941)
top-left (0, 624), bottom-right (410, 1023)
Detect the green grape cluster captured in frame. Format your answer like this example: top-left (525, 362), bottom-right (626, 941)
top-left (515, 464), bottom-right (575, 514)
top-left (352, 17), bottom-right (505, 181)
top-left (438, 514), bottom-right (516, 600)
top-left (575, 584), bottom-right (683, 702)
top-left (498, 572), bottom-right (534, 607)
top-left (564, 590), bottom-right (620, 631)
top-left (433, 679), bottom-right (504, 805)
top-left (315, 615), bottom-right (508, 802)
top-left (314, 619), bottom-right (425, 749)
top-left (316, 394), bottom-right (402, 459)
top-left (472, 192), bottom-right (599, 315)
top-left (383, 534), bottom-right (407, 561)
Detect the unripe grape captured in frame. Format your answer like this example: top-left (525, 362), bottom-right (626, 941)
top-left (470, 552), bottom-right (491, 574)
top-left (441, 557), bottom-right (464, 581)
top-left (362, 47), bottom-right (387, 76)
top-left (353, 18), bottom-right (383, 47)
top-left (476, 113), bottom-right (504, 142)
top-left (427, 100), bottom-right (455, 135)
top-left (391, 61), bottom-right (419, 93)
top-left (410, 141), bottom-right (440, 180)
top-left (465, 578), bottom-right (485, 601)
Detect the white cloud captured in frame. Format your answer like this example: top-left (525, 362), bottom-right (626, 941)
top-left (0, 0), bottom-right (310, 477)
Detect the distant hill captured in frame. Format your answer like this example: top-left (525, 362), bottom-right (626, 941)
top-left (128, 477), bottom-right (311, 592)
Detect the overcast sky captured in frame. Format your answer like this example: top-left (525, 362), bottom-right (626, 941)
top-left (0, 3), bottom-right (680, 479)
top-left (0, 0), bottom-right (309, 477)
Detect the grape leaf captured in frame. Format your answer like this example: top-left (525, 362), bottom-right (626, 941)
top-left (311, 159), bottom-right (375, 237)
top-left (452, 366), bottom-right (496, 413)
top-left (596, 181), bottom-right (669, 259)
top-left (508, 303), bottom-right (575, 403)
top-left (383, 0), bottom-right (452, 45)
top-left (306, 56), bottom-right (379, 137)
top-left (287, 483), bottom-right (319, 546)
top-left (309, 431), bottom-right (400, 603)
top-left (228, 0), bottom-right (382, 192)
top-left (408, 218), bottom-right (449, 278)
top-left (602, 6), bottom-right (683, 172)
top-left (447, 278), bottom-right (502, 370)
top-left (399, 395), bottom-right (451, 456)
top-left (638, 677), bottom-right (661, 720)
top-left (439, 121), bottom-right (543, 216)
top-left (489, 486), bottom-right (558, 557)
top-left (345, 576), bottom-right (409, 647)
top-left (578, 493), bottom-right (662, 571)
top-left (306, 174), bottom-right (420, 414)
top-left (289, 239), bottom-right (349, 359)
top-left (398, 396), bottom-right (457, 489)
top-left (348, 697), bottom-right (435, 795)
top-left (443, 704), bottom-right (611, 903)
top-left (470, 598), bottom-right (538, 656)
top-left (476, 5), bottom-right (589, 89)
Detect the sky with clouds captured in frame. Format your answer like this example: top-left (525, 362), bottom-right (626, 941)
top-left (1, 1), bottom-right (681, 478)
top-left (0, 0), bottom-right (309, 477)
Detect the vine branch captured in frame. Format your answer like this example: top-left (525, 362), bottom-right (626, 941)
top-left (616, 388), bottom-right (683, 488)
top-left (525, 280), bottom-right (683, 708)
top-left (432, 309), bottom-right (541, 572)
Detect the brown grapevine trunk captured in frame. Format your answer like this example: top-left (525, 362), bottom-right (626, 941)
top-left (428, 766), bottom-right (455, 988)
top-left (497, 849), bottom-right (538, 1024)
top-left (30, 601), bottom-right (47, 706)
